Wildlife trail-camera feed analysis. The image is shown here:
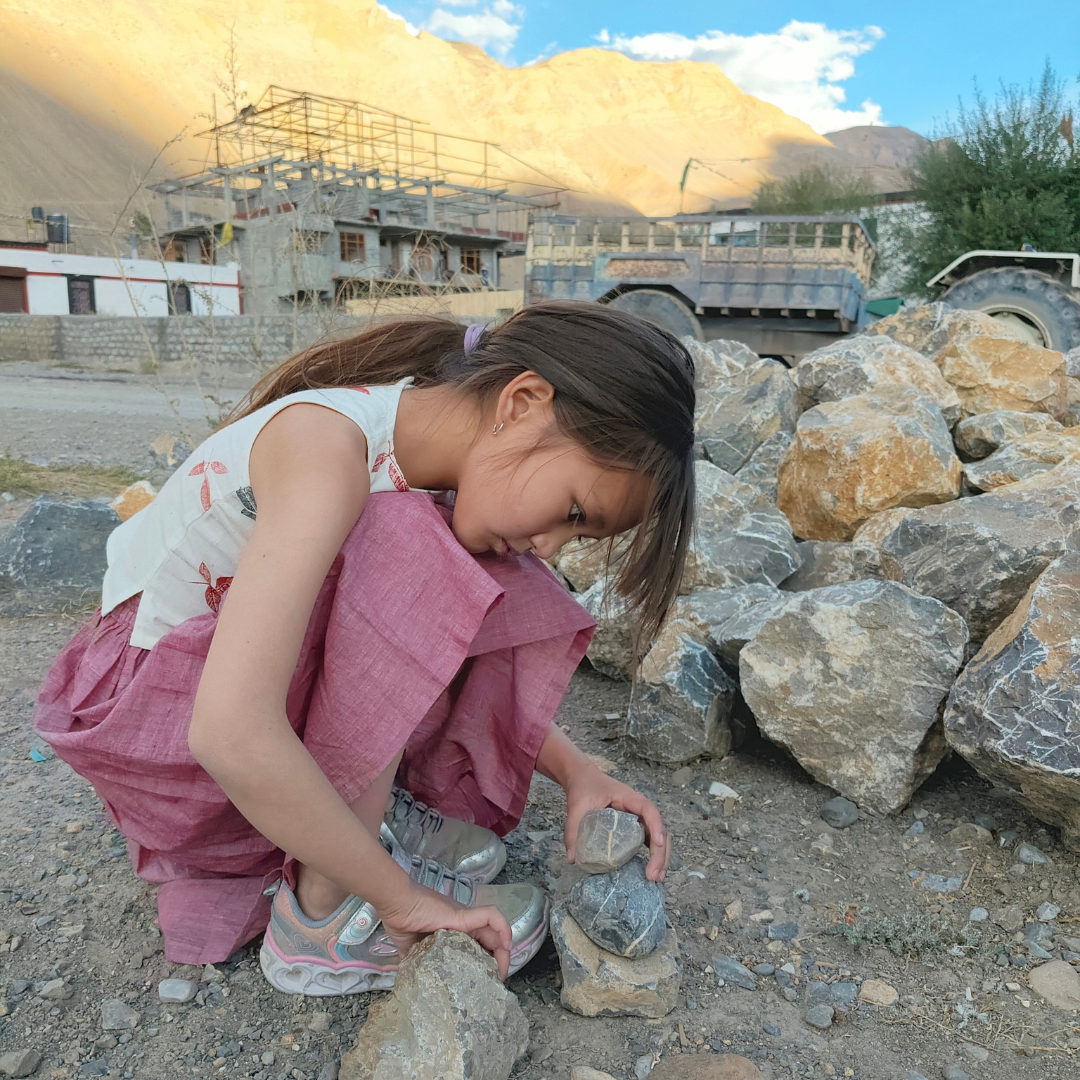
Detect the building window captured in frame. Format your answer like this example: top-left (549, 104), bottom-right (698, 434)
top-left (460, 249), bottom-right (482, 275)
top-left (168, 282), bottom-right (191, 315)
top-left (0, 271), bottom-right (27, 313)
top-left (68, 276), bottom-right (95, 315)
top-left (339, 232), bottom-right (366, 263)
top-left (411, 242), bottom-right (435, 274)
top-left (292, 231), bottom-right (326, 254)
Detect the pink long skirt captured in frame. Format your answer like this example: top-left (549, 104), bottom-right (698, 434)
top-left (34, 492), bottom-right (595, 964)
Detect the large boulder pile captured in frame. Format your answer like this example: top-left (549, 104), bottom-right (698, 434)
top-left (561, 317), bottom-right (1080, 839)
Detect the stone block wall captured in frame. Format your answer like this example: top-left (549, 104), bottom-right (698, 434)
top-left (0, 313), bottom-right (368, 372)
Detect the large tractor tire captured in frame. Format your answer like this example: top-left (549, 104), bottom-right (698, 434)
top-left (606, 288), bottom-right (703, 341)
top-left (942, 266), bottom-right (1080, 352)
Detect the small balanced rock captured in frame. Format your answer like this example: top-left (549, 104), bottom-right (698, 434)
top-left (820, 796), bottom-right (859, 829)
top-left (158, 979), bottom-right (197, 1004)
top-left (575, 808), bottom-right (645, 874)
top-left (567, 857), bottom-right (665, 959)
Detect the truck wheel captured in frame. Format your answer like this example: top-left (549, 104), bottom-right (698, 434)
top-left (606, 289), bottom-right (703, 341)
top-left (942, 267), bottom-right (1080, 352)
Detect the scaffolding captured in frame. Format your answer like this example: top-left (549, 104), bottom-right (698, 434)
top-left (151, 86), bottom-right (558, 241)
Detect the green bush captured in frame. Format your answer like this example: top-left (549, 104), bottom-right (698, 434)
top-left (751, 165), bottom-right (875, 215)
top-left (894, 63), bottom-right (1080, 295)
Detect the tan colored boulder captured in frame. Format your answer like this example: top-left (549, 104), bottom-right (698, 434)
top-left (1028, 960), bottom-right (1080, 1010)
top-left (933, 334), bottom-right (1068, 420)
top-left (650, 1056), bottom-right (764, 1079)
top-left (864, 302), bottom-right (1023, 356)
top-left (777, 386), bottom-right (961, 541)
top-left (576, 577), bottom-right (635, 680)
top-left (556, 533), bottom-right (632, 592)
top-left (963, 429), bottom-right (1080, 491)
top-left (953, 409), bottom-right (1063, 460)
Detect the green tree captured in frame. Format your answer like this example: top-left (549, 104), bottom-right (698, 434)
top-left (751, 165), bottom-right (875, 215)
top-left (895, 63), bottom-right (1080, 295)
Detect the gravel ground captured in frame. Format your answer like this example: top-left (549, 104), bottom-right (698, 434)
top-left (0, 365), bottom-right (1078, 1080)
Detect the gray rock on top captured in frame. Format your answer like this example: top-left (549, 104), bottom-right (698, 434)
top-left (945, 553), bottom-right (1080, 851)
top-left (576, 808), bottom-right (645, 874)
top-left (695, 359), bottom-right (800, 474)
top-left (338, 931), bottom-right (528, 1080)
top-left (878, 484), bottom-right (1080, 644)
top-left (627, 624), bottom-right (736, 764)
top-left (740, 580), bottom-right (968, 813)
top-left (734, 430), bottom-right (793, 503)
top-left (567, 857), bottom-right (666, 959)
top-left (682, 460), bottom-right (801, 593)
top-left (0, 496), bottom-right (120, 616)
top-left (953, 410), bottom-right (1063, 461)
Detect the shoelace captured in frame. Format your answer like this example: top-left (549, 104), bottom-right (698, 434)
top-left (388, 786), bottom-right (445, 839)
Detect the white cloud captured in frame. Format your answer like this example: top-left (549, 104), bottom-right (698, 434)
top-left (425, 1), bottom-right (524, 58)
top-left (600, 20), bottom-right (885, 133)
top-left (378, 3), bottom-right (421, 36)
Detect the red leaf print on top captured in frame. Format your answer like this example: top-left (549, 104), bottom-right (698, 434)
top-left (195, 562), bottom-right (233, 613)
top-left (349, 387), bottom-right (371, 394)
top-left (189, 459), bottom-right (228, 511)
top-left (371, 442), bottom-right (409, 492)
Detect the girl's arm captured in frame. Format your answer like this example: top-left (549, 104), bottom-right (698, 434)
top-left (535, 723), bottom-right (670, 882)
top-left (188, 404), bottom-right (511, 970)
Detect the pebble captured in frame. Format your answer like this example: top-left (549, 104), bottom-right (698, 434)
top-left (763, 1021), bottom-right (781, 1037)
top-left (767, 922), bottom-right (798, 942)
top-left (670, 767), bottom-right (693, 787)
top-left (1029, 944), bottom-right (1054, 960)
top-left (968, 908), bottom-right (989, 922)
top-left (0, 1050), bottom-right (41, 1078)
top-left (946, 823), bottom-right (993, 845)
top-left (858, 979), bottom-right (899, 1007)
top-left (308, 1011), bottom-right (331, 1032)
top-left (993, 904), bottom-right (1024, 932)
top-left (261, 1052), bottom-right (276, 1066)
top-left (712, 956), bottom-right (757, 990)
top-left (635, 1054), bottom-right (654, 1079)
top-left (575, 808), bottom-right (645, 874)
top-left (820, 797), bottom-right (859, 828)
top-left (157, 979), bottom-right (197, 1004)
top-left (100, 998), bottom-right (140, 1031)
top-left (92, 1036), bottom-right (117, 1051)
top-left (904, 821), bottom-right (925, 837)
top-left (753, 963), bottom-right (775, 976)
top-left (566, 857), bottom-right (666, 959)
top-left (1029, 960), bottom-right (1080, 1009)
top-left (908, 870), bottom-right (963, 892)
top-left (708, 781), bottom-right (742, 801)
top-left (1036, 902), bottom-right (1060, 922)
top-left (1016, 842), bottom-right (1050, 865)
top-left (793, 888), bottom-right (810, 903)
top-left (317, 1062), bottom-right (339, 1080)
top-left (748, 909), bottom-right (774, 923)
top-left (37, 978), bottom-right (68, 1001)
top-left (571, 1070), bottom-right (618, 1080)
top-left (810, 834), bottom-right (838, 858)
top-left (805, 1004), bottom-right (834, 1030)
top-left (959, 1044), bottom-right (989, 1063)
top-left (973, 813), bottom-right (998, 831)
top-left (942, 1068), bottom-right (971, 1080)
top-left (997, 830), bottom-right (1018, 847)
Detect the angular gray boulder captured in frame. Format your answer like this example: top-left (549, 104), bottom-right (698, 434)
top-left (962, 430), bottom-right (1080, 491)
top-left (944, 553), bottom-right (1080, 851)
top-left (740, 580), bottom-right (968, 813)
top-left (953, 410), bottom-right (1063, 461)
top-left (781, 541), bottom-right (861, 592)
top-left (734, 430), bottom-right (793, 503)
top-left (682, 336), bottom-right (759, 390)
top-left (627, 625), bottom-right (736, 763)
top-left (0, 496), bottom-right (121, 616)
top-left (794, 335), bottom-right (961, 425)
top-left (695, 359), bottom-right (800, 473)
top-left (877, 486), bottom-right (1080, 644)
top-left (576, 578), bottom-right (634, 680)
top-left (683, 460), bottom-right (801, 592)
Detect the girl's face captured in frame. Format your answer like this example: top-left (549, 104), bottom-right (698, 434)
top-left (450, 374), bottom-right (648, 560)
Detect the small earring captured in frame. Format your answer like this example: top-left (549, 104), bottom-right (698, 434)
top-left (492, 422), bottom-right (504, 436)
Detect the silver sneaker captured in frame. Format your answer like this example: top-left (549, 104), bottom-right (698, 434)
top-left (382, 785), bottom-right (507, 883)
top-left (260, 850), bottom-right (549, 996)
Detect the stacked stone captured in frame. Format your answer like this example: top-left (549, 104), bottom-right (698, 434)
top-left (551, 808), bottom-right (682, 1018)
top-left (567, 309), bottom-right (1080, 847)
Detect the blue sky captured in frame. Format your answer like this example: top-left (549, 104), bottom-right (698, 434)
top-left (380, 1), bottom-right (1080, 135)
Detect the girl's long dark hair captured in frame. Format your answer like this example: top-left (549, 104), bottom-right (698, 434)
top-left (227, 301), bottom-right (696, 644)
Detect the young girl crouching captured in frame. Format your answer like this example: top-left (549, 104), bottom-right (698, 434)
top-left (34, 301), bottom-right (696, 995)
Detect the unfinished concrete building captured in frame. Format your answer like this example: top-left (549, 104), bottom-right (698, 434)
top-left (151, 87), bottom-right (556, 315)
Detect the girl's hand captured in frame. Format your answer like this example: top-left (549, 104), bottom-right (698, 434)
top-left (563, 762), bottom-right (670, 883)
top-left (377, 882), bottom-right (513, 979)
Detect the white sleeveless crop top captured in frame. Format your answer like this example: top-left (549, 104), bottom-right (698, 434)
top-left (102, 380), bottom-right (413, 650)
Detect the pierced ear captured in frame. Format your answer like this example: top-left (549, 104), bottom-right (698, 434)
top-left (499, 371), bottom-right (555, 425)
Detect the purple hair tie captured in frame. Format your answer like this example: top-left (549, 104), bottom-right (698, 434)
top-left (464, 323), bottom-right (485, 355)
